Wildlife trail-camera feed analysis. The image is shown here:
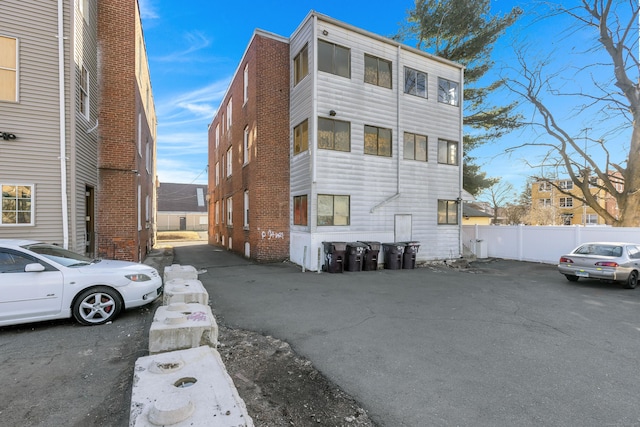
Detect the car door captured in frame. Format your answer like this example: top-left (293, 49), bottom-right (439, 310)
top-left (0, 248), bottom-right (64, 324)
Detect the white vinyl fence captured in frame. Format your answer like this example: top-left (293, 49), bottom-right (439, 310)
top-left (462, 225), bottom-right (640, 265)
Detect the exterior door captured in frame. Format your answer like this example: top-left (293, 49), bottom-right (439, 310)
top-left (395, 214), bottom-right (412, 242)
top-left (179, 216), bottom-right (187, 230)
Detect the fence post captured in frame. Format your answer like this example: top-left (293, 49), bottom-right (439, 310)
top-left (518, 224), bottom-right (524, 261)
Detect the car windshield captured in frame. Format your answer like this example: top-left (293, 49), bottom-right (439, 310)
top-left (23, 243), bottom-right (94, 267)
top-left (574, 244), bottom-right (623, 257)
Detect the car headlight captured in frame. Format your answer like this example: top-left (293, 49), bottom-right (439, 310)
top-left (125, 273), bottom-right (152, 282)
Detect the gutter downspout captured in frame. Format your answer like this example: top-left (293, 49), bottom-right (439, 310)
top-left (370, 45), bottom-right (402, 213)
top-left (458, 66), bottom-right (464, 257)
top-left (57, 0), bottom-right (69, 249)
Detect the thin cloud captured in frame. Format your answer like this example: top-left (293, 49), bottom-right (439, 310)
top-left (154, 31), bottom-right (212, 63)
top-left (156, 78), bottom-right (230, 122)
top-left (138, 0), bottom-right (159, 20)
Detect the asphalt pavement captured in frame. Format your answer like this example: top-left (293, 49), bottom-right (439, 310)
top-left (174, 243), bottom-right (640, 427)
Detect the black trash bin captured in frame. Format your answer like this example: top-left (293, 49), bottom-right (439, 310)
top-left (345, 242), bottom-right (367, 272)
top-left (382, 243), bottom-right (404, 270)
top-left (359, 241), bottom-right (381, 271)
top-left (322, 241), bottom-right (347, 273)
top-left (400, 241), bottom-right (420, 269)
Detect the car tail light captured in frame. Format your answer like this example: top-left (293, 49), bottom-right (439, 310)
top-left (559, 257), bottom-right (574, 263)
top-left (595, 261), bottom-right (619, 267)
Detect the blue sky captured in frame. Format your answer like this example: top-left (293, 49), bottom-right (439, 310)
top-left (139, 0), bottom-right (633, 201)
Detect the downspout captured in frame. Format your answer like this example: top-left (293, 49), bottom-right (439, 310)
top-left (311, 15), bottom-right (318, 184)
top-left (370, 45), bottom-right (402, 213)
top-left (458, 65), bottom-right (464, 257)
top-left (57, 0), bottom-right (69, 249)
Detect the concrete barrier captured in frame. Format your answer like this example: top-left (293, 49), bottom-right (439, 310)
top-left (149, 303), bottom-right (218, 354)
top-left (163, 278), bottom-right (209, 305)
top-left (164, 264), bottom-right (199, 282)
top-left (130, 346), bottom-right (254, 426)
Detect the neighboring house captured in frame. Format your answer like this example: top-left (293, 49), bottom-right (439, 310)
top-left (0, 0), bottom-right (156, 262)
top-left (462, 204), bottom-right (493, 226)
top-left (209, 11), bottom-right (464, 270)
top-left (157, 183), bottom-right (208, 231)
top-left (531, 177), bottom-right (618, 226)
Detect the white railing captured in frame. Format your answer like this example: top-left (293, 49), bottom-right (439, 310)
top-left (462, 225), bottom-right (640, 265)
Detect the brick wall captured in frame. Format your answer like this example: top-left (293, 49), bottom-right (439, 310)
top-left (208, 33), bottom-right (290, 262)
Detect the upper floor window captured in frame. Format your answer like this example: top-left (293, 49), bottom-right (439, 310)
top-left (318, 194), bottom-right (350, 226)
top-left (364, 125), bottom-right (392, 157)
top-left (0, 36), bottom-right (18, 102)
top-left (438, 139), bottom-right (458, 165)
top-left (226, 147), bottom-right (232, 177)
top-left (226, 98), bottom-right (232, 129)
top-left (364, 54), bottom-right (392, 89)
top-left (438, 200), bottom-right (458, 225)
top-left (404, 132), bottom-right (427, 161)
top-left (404, 67), bottom-right (427, 98)
top-left (538, 182), bottom-right (552, 192)
top-left (438, 77), bottom-right (459, 106)
top-left (1, 184), bottom-right (33, 225)
top-left (293, 44), bottom-right (309, 86)
top-left (243, 64), bottom-right (248, 104)
top-left (227, 196), bottom-right (233, 225)
top-left (215, 124), bottom-right (220, 148)
top-left (243, 126), bottom-right (249, 164)
top-left (79, 66), bottom-right (89, 118)
top-left (215, 162), bottom-right (220, 186)
top-left (318, 117), bottom-right (350, 152)
top-left (539, 198), bottom-right (552, 207)
top-left (294, 119), bottom-right (309, 155)
top-left (243, 191), bottom-right (249, 228)
top-left (293, 195), bottom-right (308, 226)
top-left (559, 180), bottom-right (573, 190)
top-left (559, 197), bottom-right (573, 208)
top-left (318, 40), bottom-right (350, 78)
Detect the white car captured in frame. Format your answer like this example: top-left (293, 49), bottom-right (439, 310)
top-left (0, 239), bottom-right (162, 326)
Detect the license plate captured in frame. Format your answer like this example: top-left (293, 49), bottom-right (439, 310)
top-left (576, 271), bottom-right (589, 278)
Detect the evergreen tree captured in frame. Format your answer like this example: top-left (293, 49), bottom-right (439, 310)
top-left (397, 0), bottom-right (523, 195)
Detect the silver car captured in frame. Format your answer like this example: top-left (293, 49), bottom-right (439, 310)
top-left (558, 242), bottom-right (640, 289)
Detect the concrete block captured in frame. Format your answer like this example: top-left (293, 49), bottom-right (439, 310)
top-left (149, 303), bottom-right (218, 354)
top-left (163, 278), bottom-right (209, 305)
top-left (164, 264), bottom-right (198, 282)
top-left (130, 346), bottom-right (254, 427)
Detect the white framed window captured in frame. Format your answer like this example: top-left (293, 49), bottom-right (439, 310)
top-left (243, 64), bottom-right (249, 104)
top-left (226, 147), bottom-right (232, 177)
top-left (226, 98), bottom-right (232, 129)
top-left (585, 214), bottom-right (598, 225)
top-left (539, 198), bottom-right (552, 207)
top-left (404, 67), bottom-right (427, 98)
top-left (145, 141), bottom-right (151, 173)
top-left (1, 184), bottom-right (34, 225)
top-left (560, 197), bottom-right (573, 207)
top-left (559, 180), bottom-right (573, 190)
top-left (243, 191), bottom-right (249, 228)
top-left (438, 77), bottom-right (459, 106)
top-left (243, 126), bottom-right (249, 164)
top-left (137, 185), bottom-right (142, 231)
top-left (215, 162), bottom-right (219, 186)
top-left (0, 36), bottom-right (18, 102)
top-left (227, 196), bottom-right (233, 225)
top-left (215, 201), bottom-right (220, 225)
top-left (215, 124), bottom-right (220, 148)
top-left (137, 113), bottom-right (142, 155)
top-left (79, 66), bottom-right (89, 118)
top-left (145, 195), bottom-right (150, 222)
top-left (538, 182), bottom-right (552, 192)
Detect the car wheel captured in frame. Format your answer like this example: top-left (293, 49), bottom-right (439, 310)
top-left (72, 286), bottom-right (122, 326)
top-left (565, 274), bottom-right (579, 282)
top-left (623, 271), bottom-right (639, 289)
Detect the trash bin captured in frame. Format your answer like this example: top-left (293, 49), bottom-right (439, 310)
top-left (360, 241), bottom-right (381, 271)
top-left (345, 242), bottom-right (367, 272)
top-left (322, 241), bottom-right (347, 273)
top-left (382, 243), bottom-right (404, 270)
top-left (400, 242), bottom-right (420, 269)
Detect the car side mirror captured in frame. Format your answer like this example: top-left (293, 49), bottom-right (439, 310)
top-left (25, 263), bottom-right (46, 272)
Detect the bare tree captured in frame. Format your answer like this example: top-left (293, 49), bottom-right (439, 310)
top-left (482, 180), bottom-right (516, 224)
top-left (504, 0), bottom-right (639, 226)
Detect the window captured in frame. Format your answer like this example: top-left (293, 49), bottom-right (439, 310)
top-left (137, 113), bottom-right (142, 155)
top-left (294, 119), bottom-right (308, 154)
top-left (364, 125), bottom-right (392, 157)
top-left (243, 191), bottom-right (249, 228)
top-left (561, 213), bottom-right (573, 225)
top-left (243, 64), bottom-right (248, 104)
top-left (438, 139), bottom-right (458, 165)
top-left (438, 78), bottom-right (459, 106)
top-left (588, 176), bottom-right (598, 188)
top-left (438, 200), bottom-right (458, 225)
top-left (0, 36), bottom-right (17, 102)
top-left (146, 141), bottom-right (151, 173)
top-left (364, 54), bottom-right (392, 89)
top-left (559, 180), bottom-right (573, 190)
top-left (137, 185), bottom-right (142, 231)
top-left (215, 124), bottom-right (220, 148)
top-left (226, 98), bottom-right (232, 129)
top-left (226, 147), bottom-right (232, 177)
top-left (318, 117), bottom-right (350, 152)
top-left (585, 214), bottom-right (598, 225)
top-left (559, 197), bottom-right (573, 208)
top-left (404, 67), bottom-right (427, 98)
top-left (243, 126), bottom-right (249, 164)
top-left (215, 201), bottom-right (219, 225)
top-left (2, 185), bottom-right (33, 225)
top-left (79, 66), bottom-right (89, 118)
top-left (404, 132), bottom-right (427, 161)
top-left (215, 162), bottom-right (219, 186)
top-left (0, 250), bottom-right (37, 273)
top-left (227, 197), bottom-right (233, 225)
top-left (317, 195), bottom-right (349, 226)
top-left (318, 40), bottom-right (350, 78)
top-left (293, 195), bottom-right (308, 226)
top-left (538, 182), bottom-right (552, 192)
top-left (294, 44), bottom-right (309, 85)
top-left (539, 198), bottom-right (552, 207)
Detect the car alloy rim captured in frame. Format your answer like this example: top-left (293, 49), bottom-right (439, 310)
top-left (79, 292), bottom-right (116, 323)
